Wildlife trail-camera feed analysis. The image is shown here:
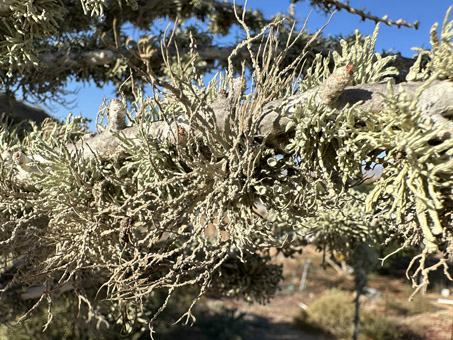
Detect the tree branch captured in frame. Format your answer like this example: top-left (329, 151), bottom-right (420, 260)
top-left (40, 49), bottom-right (118, 68)
top-left (69, 79), bottom-right (453, 160)
top-left (0, 95), bottom-right (51, 124)
top-left (299, 0), bottom-right (420, 29)
top-left (38, 46), bottom-right (248, 69)
top-left (330, 0), bottom-right (420, 29)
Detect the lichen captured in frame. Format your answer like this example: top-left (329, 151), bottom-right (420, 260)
top-left (298, 24), bottom-right (398, 93)
top-left (407, 6), bottom-right (453, 81)
top-left (0, 7), bottom-right (452, 334)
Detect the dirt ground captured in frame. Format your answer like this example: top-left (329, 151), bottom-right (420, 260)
top-left (168, 291), bottom-right (331, 340)
top-left (223, 293), bottom-right (332, 340)
top-left (214, 246), bottom-right (453, 340)
top-left (166, 245), bottom-right (453, 340)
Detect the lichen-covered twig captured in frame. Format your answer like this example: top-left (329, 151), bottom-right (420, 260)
top-left (1, 7), bottom-right (452, 335)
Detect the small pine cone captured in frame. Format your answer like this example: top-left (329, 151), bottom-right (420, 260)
top-left (107, 98), bottom-right (127, 131)
top-left (318, 65), bottom-right (354, 106)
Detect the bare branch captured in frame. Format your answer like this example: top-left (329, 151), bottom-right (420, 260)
top-left (314, 0), bottom-right (420, 29)
top-left (40, 49), bottom-right (118, 68)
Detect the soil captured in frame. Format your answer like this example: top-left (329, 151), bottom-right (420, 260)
top-left (224, 293), bottom-right (332, 340)
top-left (212, 245), bottom-right (453, 340)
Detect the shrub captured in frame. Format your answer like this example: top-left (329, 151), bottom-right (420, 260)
top-left (382, 292), bottom-right (434, 316)
top-left (293, 289), bottom-right (355, 338)
top-left (293, 289), bottom-right (424, 340)
top-left (360, 312), bottom-right (404, 340)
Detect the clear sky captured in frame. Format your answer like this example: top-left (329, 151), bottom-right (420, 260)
top-left (44, 1), bottom-right (453, 129)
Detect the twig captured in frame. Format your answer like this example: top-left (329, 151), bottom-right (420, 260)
top-left (320, 0), bottom-right (420, 29)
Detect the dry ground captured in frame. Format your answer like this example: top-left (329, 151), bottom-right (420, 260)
top-left (211, 245), bottom-right (453, 340)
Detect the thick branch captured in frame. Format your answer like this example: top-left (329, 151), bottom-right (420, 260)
top-left (70, 79), bottom-right (453, 160)
top-left (41, 49), bottom-right (118, 68)
top-left (38, 46), bottom-right (250, 70)
top-left (39, 45), bottom-right (415, 75)
top-left (0, 95), bottom-right (51, 124)
top-left (67, 120), bottom-right (189, 159)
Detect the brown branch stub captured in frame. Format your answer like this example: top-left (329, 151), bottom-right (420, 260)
top-left (317, 65), bottom-right (354, 105)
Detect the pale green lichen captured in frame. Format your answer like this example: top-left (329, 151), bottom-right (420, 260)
top-left (288, 21), bottom-right (452, 296)
top-left (0, 0), bottom-right (66, 76)
top-left (0, 0), bottom-right (138, 77)
top-left (298, 24), bottom-right (398, 92)
top-left (0, 8), bottom-right (452, 334)
top-left (361, 84), bottom-right (453, 251)
top-left (407, 6), bottom-right (453, 81)
top-left (331, 24), bottom-right (399, 84)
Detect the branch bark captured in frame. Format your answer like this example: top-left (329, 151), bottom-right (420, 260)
top-left (38, 45), bottom-right (250, 69)
top-left (39, 46), bottom-right (415, 78)
top-left (0, 95), bottom-right (51, 124)
top-left (70, 79), bottom-right (453, 160)
top-left (317, 0), bottom-right (420, 29)
top-left (41, 49), bottom-right (118, 68)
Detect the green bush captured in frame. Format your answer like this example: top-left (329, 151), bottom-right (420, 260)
top-left (293, 289), bottom-right (355, 338)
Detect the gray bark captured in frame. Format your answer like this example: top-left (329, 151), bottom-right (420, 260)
top-left (41, 49), bottom-right (118, 68)
top-left (72, 79), bottom-right (453, 159)
top-left (39, 46), bottom-right (248, 69)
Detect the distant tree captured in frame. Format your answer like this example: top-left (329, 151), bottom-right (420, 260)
top-left (0, 0), bottom-right (418, 107)
top-left (0, 1), bottom-right (451, 338)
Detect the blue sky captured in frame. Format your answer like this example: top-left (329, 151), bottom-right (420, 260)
top-left (44, 1), bottom-right (453, 129)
